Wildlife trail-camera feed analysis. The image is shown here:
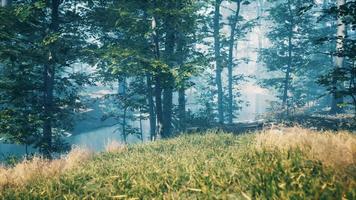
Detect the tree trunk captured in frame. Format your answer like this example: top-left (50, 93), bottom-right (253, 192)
top-left (282, 0), bottom-right (293, 116)
top-left (122, 107), bottom-right (127, 143)
top-left (214, 0), bottom-right (224, 124)
top-left (227, 0), bottom-right (241, 124)
top-left (42, 62), bottom-right (55, 159)
top-left (1, 0), bottom-right (11, 7)
top-left (330, 0), bottom-right (346, 114)
top-left (155, 76), bottom-right (163, 139)
top-left (177, 27), bottom-right (186, 132)
top-left (139, 109), bottom-right (144, 142)
top-left (351, 61), bottom-right (356, 115)
top-left (162, 78), bottom-right (174, 138)
top-left (162, 7), bottom-right (175, 138)
top-left (178, 88), bottom-right (186, 131)
top-left (42, 0), bottom-right (60, 159)
top-left (146, 74), bottom-right (156, 141)
top-left (282, 32), bottom-right (292, 111)
top-left (256, 0), bottom-right (264, 116)
top-left (118, 77), bottom-right (127, 143)
top-left (151, 7), bottom-right (163, 140)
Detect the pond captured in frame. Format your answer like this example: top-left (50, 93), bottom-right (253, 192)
top-left (0, 124), bottom-right (147, 160)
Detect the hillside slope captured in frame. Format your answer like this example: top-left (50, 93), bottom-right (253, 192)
top-left (1, 128), bottom-right (355, 199)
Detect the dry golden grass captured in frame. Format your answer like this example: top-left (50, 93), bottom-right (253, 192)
top-left (0, 147), bottom-right (92, 190)
top-left (1, 130), bottom-right (355, 199)
top-left (105, 139), bottom-right (127, 153)
top-left (255, 126), bottom-right (356, 169)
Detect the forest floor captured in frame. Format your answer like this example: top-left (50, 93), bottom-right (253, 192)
top-left (0, 127), bottom-right (355, 199)
top-left (186, 114), bottom-right (356, 135)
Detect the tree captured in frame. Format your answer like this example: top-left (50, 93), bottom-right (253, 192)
top-left (330, 0), bottom-right (346, 114)
top-left (176, 1), bottom-right (202, 132)
top-left (90, 0), bottom-right (203, 139)
top-left (40, 0), bottom-right (91, 158)
top-left (0, 0), bottom-right (90, 158)
top-left (316, 0), bottom-right (356, 114)
top-left (260, 0), bottom-right (315, 116)
top-left (227, 0), bottom-right (241, 124)
top-left (214, 0), bottom-right (224, 124)
top-left (161, 1), bottom-right (176, 138)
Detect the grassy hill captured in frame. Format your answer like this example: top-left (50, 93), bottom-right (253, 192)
top-left (1, 127), bottom-right (355, 199)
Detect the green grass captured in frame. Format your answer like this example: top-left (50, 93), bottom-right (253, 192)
top-left (1, 131), bottom-right (355, 199)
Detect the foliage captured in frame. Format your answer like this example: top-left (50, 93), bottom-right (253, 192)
top-left (0, 0), bottom-right (91, 155)
top-left (85, 0), bottom-right (207, 137)
top-left (315, 0), bottom-right (356, 112)
top-left (259, 0), bottom-right (323, 113)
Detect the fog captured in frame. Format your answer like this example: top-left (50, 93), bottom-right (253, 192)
top-left (0, 1), bottom-right (274, 158)
top-left (2, 0), bottom-right (353, 160)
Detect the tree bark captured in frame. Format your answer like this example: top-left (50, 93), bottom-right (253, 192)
top-left (255, 0), bottom-right (264, 115)
top-left (214, 0), bottom-right (224, 124)
top-left (139, 109), bottom-right (144, 142)
top-left (178, 88), bottom-right (186, 131)
top-left (151, 5), bottom-right (163, 140)
top-left (146, 74), bottom-right (156, 140)
top-left (227, 0), bottom-right (241, 124)
top-left (282, 32), bottom-right (292, 111)
top-left (155, 76), bottom-right (163, 139)
top-left (330, 0), bottom-right (346, 114)
top-left (162, 4), bottom-right (175, 138)
top-left (42, 0), bottom-right (60, 159)
top-left (42, 63), bottom-right (55, 159)
top-left (282, 0), bottom-right (293, 116)
top-left (177, 31), bottom-right (186, 132)
top-left (118, 77), bottom-right (127, 143)
top-left (162, 80), bottom-right (173, 138)
top-left (122, 107), bottom-right (127, 143)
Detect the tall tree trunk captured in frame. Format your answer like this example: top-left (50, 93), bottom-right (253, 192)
top-left (178, 88), bottom-right (186, 131)
top-left (214, 0), bottom-right (224, 124)
top-left (142, 8), bottom-right (156, 141)
top-left (42, 63), bottom-right (55, 159)
top-left (42, 0), bottom-right (60, 159)
top-left (162, 6), bottom-right (175, 138)
top-left (282, 32), bottom-right (292, 111)
top-left (352, 61), bottom-right (356, 115)
top-left (227, 0), bottom-right (241, 124)
top-left (146, 74), bottom-right (156, 140)
top-left (122, 107), bottom-right (127, 143)
top-left (155, 76), bottom-right (163, 139)
top-left (118, 77), bottom-right (127, 143)
top-left (162, 76), bottom-right (174, 138)
top-left (322, 0), bottom-right (334, 111)
top-left (1, 0), bottom-right (11, 7)
top-left (177, 37), bottom-right (186, 132)
top-left (255, 0), bottom-right (264, 116)
top-left (330, 0), bottom-right (346, 114)
top-left (151, 6), bottom-right (163, 140)
top-left (257, 0), bottom-right (264, 49)
top-left (139, 109), bottom-right (144, 142)
top-left (282, 0), bottom-right (293, 116)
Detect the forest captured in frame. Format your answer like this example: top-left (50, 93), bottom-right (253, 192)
top-left (0, 0), bottom-right (355, 199)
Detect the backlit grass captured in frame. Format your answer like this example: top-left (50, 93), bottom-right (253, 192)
top-left (0, 128), bottom-right (355, 199)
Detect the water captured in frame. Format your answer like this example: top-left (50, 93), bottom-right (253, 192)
top-left (0, 87), bottom-right (149, 159)
top-left (0, 142), bottom-right (36, 159)
top-left (68, 124), bottom-right (145, 151)
top-left (0, 124), bottom-right (146, 160)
